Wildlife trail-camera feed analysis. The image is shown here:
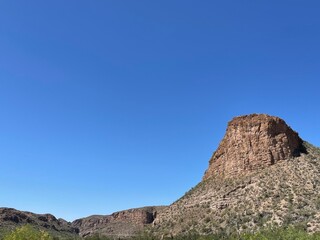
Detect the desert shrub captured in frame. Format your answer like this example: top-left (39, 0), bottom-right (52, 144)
top-left (240, 227), bottom-right (320, 240)
top-left (3, 225), bottom-right (53, 240)
top-left (84, 234), bottom-right (115, 240)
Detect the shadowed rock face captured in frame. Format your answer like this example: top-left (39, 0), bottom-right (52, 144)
top-left (203, 114), bottom-right (303, 180)
top-left (0, 208), bottom-right (78, 234)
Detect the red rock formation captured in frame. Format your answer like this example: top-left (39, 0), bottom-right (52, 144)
top-left (203, 114), bottom-right (303, 180)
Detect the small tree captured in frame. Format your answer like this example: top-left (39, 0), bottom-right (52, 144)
top-left (3, 225), bottom-right (53, 240)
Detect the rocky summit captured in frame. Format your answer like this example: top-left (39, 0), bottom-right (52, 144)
top-left (203, 114), bottom-right (304, 180)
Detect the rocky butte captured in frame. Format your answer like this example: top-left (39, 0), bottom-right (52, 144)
top-left (153, 114), bottom-right (320, 236)
top-left (203, 114), bottom-right (304, 180)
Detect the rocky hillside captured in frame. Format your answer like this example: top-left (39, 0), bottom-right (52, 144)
top-left (72, 206), bottom-right (165, 238)
top-left (0, 206), bottom-right (165, 239)
top-left (152, 114), bottom-right (320, 236)
top-left (1, 114), bottom-right (319, 239)
top-left (0, 208), bottom-right (78, 239)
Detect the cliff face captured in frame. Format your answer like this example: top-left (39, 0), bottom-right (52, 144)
top-left (72, 206), bottom-right (165, 238)
top-left (203, 114), bottom-right (303, 180)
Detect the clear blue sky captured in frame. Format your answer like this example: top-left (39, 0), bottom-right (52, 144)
top-left (0, 1), bottom-right (319, 221)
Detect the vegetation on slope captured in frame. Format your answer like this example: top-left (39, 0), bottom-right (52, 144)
top-left (2, 225), bottom-right (320, 240)
top-left (153, 142), bottom-right (320, 236)
top-left (0, 225), bottom-right (80, 240)
top-left (2, 225), bottom-right (53, 240)
top-left (1, 145), bottom-right (320, 240)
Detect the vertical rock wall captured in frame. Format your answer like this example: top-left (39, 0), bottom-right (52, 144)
top-left (203, 114), bottom-right (303, 180)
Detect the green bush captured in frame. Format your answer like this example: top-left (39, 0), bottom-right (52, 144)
top-left (3, 225), bottom-right (53, 240)
top-left (237, 227), bottom-right (320, 240)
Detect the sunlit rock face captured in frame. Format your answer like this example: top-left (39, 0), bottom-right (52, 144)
top-left (203, 114), bottom-right (303, 180)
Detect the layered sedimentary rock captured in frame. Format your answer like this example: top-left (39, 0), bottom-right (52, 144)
top-left (72, 206), bottom-right (165, 237)
top-left (203, 114), bottom-right (303, 180)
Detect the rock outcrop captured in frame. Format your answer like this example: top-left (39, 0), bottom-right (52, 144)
top-left (203, 114), bottom-right (303, 180)
top-left (0, 208), bottom-right (78, 237)
top-left (72, 206), bottom-right (165, 238)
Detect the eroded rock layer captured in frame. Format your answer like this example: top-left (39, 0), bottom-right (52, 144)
top-left (72, 206), bottom-right (165, 238)
top-left (203, 114), bottom-right (303, 180)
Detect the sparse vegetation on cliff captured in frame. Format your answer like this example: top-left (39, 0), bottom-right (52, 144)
top-left (153, 138), bottom-right (320, 236)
